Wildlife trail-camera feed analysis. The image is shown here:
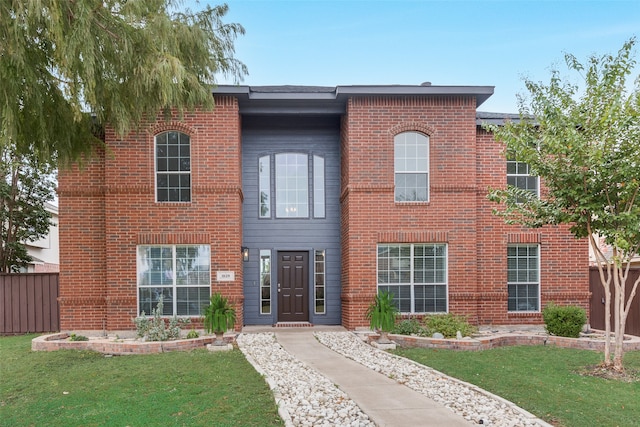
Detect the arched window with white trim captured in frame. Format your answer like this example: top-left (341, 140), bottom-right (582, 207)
top-left (155, 131), bottom-right (191, 202)
top-left (394, 132), bottom-right (429, 202)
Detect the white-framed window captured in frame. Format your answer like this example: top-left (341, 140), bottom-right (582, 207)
top-left (377, 243), bottom-right (447, 313)
top-left (507, 245), bottom-right (540, 312)
top-left (394, 132), bottom-right (429, 202)
top-left (313, 155), bottom-right (325, 218)
top-left (276, 153), bottom-right (309, 218)
top-left (259, 156), bottom-right (271, 218)
top-left (314, 250), bottom-right (326, 314)
top-left (507, 159), bottom-right (539, 202)
top-left (260, 250), bottom-right (271, 314)
top-left (155, 131), bottom-right (191, 202)
top-left (259, 153), bottom-right (325, 219)
top-left (137, 245), bottom-right (210, 316)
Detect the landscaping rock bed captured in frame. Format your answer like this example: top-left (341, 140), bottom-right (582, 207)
top-left (388, 327), bottom-right (640, 352)
top-left (31, 331), bottom-right (235, 354)
top-left (237, 332), bottom-right (374, 427)
top-left (316, 331), bottom-right (549, 427)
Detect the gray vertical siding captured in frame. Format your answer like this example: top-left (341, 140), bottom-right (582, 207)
top-left (241, 115), bottom-right (342, 325)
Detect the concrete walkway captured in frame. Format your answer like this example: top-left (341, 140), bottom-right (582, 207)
top-left (262, 327), bottom-right (472, 427)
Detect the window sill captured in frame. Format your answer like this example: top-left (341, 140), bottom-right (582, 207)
top-left (395, 201), bottom-right (430, 206)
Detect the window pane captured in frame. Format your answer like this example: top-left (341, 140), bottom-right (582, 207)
top-left (313, 156), bottom-right (325, 218)
top-left (259, 156), bottom-right (271, 218)
top-left (156, 188), bottom-right (168, 202)
top-left (315, 250), bottom-right (326, 314)
top-left (176, 286), bottom-right (209, 316)
top-left (507, 159), bottom-right (537, 202)
top-left (260, 250), bottom-right (271, 314)
top-left (395, 132), bottom-right (429, 202)
top-left (378, 244), bottom-right (446, 314)
top-left (507, 245), bottom-right (540, 311)
top-left (156, 131), bottom-right (191, 203)
top-left (275, 153), bottom-right (309, 218)
top-left (138, 287), bottom-right (174, 315)
top-left (138, 245), bottom-right (210, 316)
top-left (395, 173), bottom-right (428, 202)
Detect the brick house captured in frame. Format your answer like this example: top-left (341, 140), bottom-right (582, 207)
top-left (57, 84), bottom-right (590, 331)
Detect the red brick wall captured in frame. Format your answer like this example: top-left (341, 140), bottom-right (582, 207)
top-left (475, 128), bottom-right (590, 325)
top-left (59, 92), bottom-right (589, 331)
top-left (58, 97), bottom-right (244, 331)
top-left (340, 97), bottom-right (589, 329)
top-left (58, 148), bottom-right (107, 329)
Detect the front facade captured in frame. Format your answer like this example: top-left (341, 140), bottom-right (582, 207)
top-left (58, 85), bottom-right (590, 331)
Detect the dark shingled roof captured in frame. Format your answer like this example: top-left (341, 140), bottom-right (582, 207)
top-left (476, 111), bottom-right (531, 125)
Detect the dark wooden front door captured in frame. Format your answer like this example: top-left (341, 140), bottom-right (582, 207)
top-left (277, 251), bottom-right (309, 322)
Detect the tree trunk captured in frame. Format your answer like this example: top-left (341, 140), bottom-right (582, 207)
top-left (598, 262), bottom-right (613, 366)
top-left (614, 308), bottom-right (626, 371)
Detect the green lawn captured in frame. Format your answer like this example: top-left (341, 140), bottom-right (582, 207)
top-left (0, 334), bottom-right (283, 427)
top-left (394, 345), bottom-right (640, 427)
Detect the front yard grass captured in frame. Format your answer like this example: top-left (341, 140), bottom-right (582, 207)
top-left (0, 334), bottom-right (283, 427)
top-left (394, 345), bottom-right (640, 427)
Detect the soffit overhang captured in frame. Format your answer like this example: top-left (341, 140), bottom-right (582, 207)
top-left (213, 84), bottom-right (495, 115)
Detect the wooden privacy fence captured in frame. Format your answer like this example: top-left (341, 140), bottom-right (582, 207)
top-left (590, 267), bottom-right (640, 337)
top-left (0, 273), bottom-right (59, 335)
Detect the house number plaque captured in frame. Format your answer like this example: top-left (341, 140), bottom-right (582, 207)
top-left (216, 271), bottom-right (235, 282)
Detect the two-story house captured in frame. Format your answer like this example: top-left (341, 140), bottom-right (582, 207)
top-left (57, 84), bottom-right (589, 331)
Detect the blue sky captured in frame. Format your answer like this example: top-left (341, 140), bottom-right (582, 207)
top-left (188, 0), bottom-right (640, 113)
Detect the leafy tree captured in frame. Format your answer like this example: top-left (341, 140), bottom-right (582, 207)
top-left (485, 38), bottom-right (640, 371)
top-left (0, 144), bottom-right (56, 273)
top-left (1, 1), bottom-right (247, 165)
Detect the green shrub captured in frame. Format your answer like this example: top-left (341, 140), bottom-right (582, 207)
top-left (424, 313), bottom-right (478, 338)
top-left (365, 291), bottom-right (398, 332)
top-left (186, 329), bottom-right (199, 339)
top-left (542, 303), bottom-right (586, 338)
top-left (391, 318), bottom-right (429, 336)
top-left (132, 296), bottom-right (190, 341)
top-left (203, 292), bottom-right (236, 335)
top-left (69, 333), bottom-right (88, 341)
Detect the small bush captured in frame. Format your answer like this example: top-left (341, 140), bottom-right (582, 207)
top-left (365, 291), bottom-right (398, 332)
top-left (542, 303), bottom-right (586, 338)
top-left (69, 333), bottom-right (88, 341)
top-left (424, 313), bottom-right (478, 338)
top-left (133, 296), bottom-right (190, 341)
top-left (391, 318), bottom-right (429, 336)
top-left (203, 292), bottom-right (236, 335)
top-left (186, 329), bottom-right (199, 339)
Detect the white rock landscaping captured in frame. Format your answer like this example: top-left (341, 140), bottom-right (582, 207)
top-left (316, 331), bottom-right (549, 427)
top-left (237, 333), bottom-right (375, 427)
top-left (238, 331), bottom-right (551, 427)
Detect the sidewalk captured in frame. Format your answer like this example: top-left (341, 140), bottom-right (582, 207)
top-left (267, 327), bottom-right (472, 427)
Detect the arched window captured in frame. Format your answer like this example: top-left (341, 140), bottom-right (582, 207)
top-left (155, 131), bottom-right (191, 202)
top-left (394, 132), bottom-right (429, 202)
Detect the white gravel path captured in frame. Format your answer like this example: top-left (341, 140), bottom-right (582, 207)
top-left (238, 331), bottom-right (552, 427)
top-left (237, 332), bottom-right (374, 427)
top-left (315, 331), bottom-right (551, 427)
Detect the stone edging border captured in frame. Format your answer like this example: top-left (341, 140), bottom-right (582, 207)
top-left (387, 331), bottom-right (640, 351)
top-left (32, 330), bottom-right (640, 354)
top-left (31, 332), bottom-right (235, 354)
